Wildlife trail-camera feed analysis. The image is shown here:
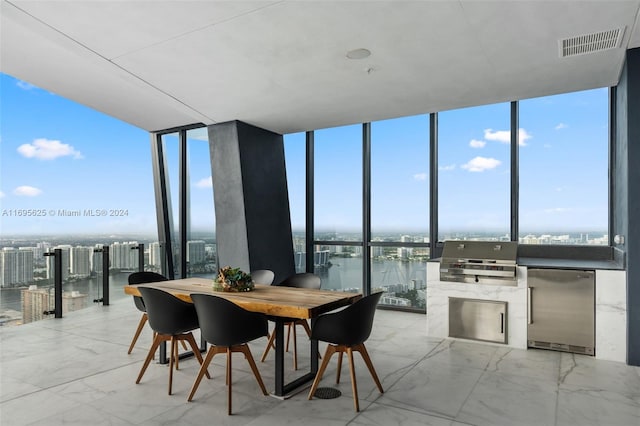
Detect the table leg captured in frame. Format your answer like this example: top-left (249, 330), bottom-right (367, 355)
top-left (274, 319), bottom-right (285, 396)
top-left (159, 341), bottom-right (168, 364)
top-left (272, 317), bottom-right (320, 398)
top-left (310, 317), bottom-right (319, 373)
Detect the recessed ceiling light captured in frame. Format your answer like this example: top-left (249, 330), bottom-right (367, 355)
top-left (346, 48), bottom-right (371, 59)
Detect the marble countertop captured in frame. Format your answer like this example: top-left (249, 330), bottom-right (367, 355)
top-left (517, 257), bottom-right (624, 270)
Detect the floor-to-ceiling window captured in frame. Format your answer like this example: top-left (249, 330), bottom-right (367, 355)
top-left (438, 103), bottom-right (511, 241)
top-left (285, 89), bottom-right (610, 313)
top-left (284, 132), bottom-right (306, 273)
top-left (161, 132), bottom-right (181, 278)
top-left (186, 127), bottom-right (217, 278)
top-left (145, 92), bottom-right (610, 315)
top-left (152, 124), bottom-right (211, 280)
top-left (314, 124), bottom-right (363, 293)
top-left (370, 115), bottom-right (430, 310)
top-left (519, 88), bottom-right (609, 245)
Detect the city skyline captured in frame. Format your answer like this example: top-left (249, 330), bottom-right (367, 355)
top-left (1, 72), bottom-right (609, 237)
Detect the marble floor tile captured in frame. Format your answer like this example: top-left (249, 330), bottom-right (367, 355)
top-left (556, 384), bottom-right (640, 426)
top-left (0, 388), bottom-right (81, 425)
top-left (559, 352), bottom-right (640, 396)
top-left (380, 357), bottom-right (485, 418)
top-left (1, 300), bottom-right (639, 426)
top-left (26, 402), bottom-right (137, 426)
top-left (485, 346), bottom-right (561, 382)
top-left (423, 339), bottom-right (499, 370)
top-left (455, 370), bottom-right (558, 426)
top-left (350, 401), bottom-right (461, 426)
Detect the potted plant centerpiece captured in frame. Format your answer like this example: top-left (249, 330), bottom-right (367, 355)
top-left (213, 266), bottom-right (255, 292)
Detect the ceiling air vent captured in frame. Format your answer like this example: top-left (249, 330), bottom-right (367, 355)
top-left (559, 27), bottom-right (625, 57)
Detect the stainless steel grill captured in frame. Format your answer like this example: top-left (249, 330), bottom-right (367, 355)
top-left (439, 241), bottom-right (518, 286)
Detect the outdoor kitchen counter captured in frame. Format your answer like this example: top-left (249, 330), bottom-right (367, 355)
top-left (430, 254), bottom-right (625, 270)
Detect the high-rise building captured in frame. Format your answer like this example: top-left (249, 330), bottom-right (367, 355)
top-left (0, 248), bottom-right (34, 287)
top-left (187, 240), bottom-right (206, 264)
top-left (92, 244), bottom-right (105, 274)
top-left (63, 291), bottom-right (89, 313)
top-left (149, 242), bottom-right (162, 267)
top-left (110, 241), bottom-right (139, 270)
top-left (70, 246), bottom-right (92, 277)
top-left (21, 285), bottom-right (51, 324)
top-left (47, 245), bottom-right (70, 281)
top-left (397, 247), bottom-right (412, 260)
top-left (314, 250), bottom-right (330, 267)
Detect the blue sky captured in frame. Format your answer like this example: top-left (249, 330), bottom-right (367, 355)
top-left (1, 72), bottom-right (609, 237)
top-left (1, 73), bottom-right (156, 236)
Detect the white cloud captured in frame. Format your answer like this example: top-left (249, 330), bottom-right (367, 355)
top-left (555, 123), bottom-right (568, 130)
top-left (461, 156), bottom-right (501, 172)
top-left (13, 186), bottom-right (42, 196)
top-left (484, 128), bottom-right (510, 143)
top-left (195, 176), bottom-right (213, 188)
top-left (0, 191), bottom-right (5, 198)
top-left (439, 164), bottom-right (456, 171)
top-left (17, 138), bottom-right (83, 160)
top-left (484, 128), bottom-right (532, 146)
top-left (469, 139), bottom-right (486, 148)
top-left (518, 128), bottom-right (532, 146)
top-left (16, 80), bottom-right (36, 90)
top-left (413, 173), bottom-right (427, 181)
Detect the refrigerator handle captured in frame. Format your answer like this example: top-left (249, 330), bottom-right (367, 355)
top-left (527, 287), bottom-right (533, 325)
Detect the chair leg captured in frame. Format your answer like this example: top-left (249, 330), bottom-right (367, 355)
top-left (128, 313), bottom-right (148, 354)
top-left (260, 329), bottom-right (276, 362)
top-left (227, 347), bottom-right (232, 415)
top-left (239, 344), bottom-right (268, 395)
top-left (184, 333), bottom-right (211, 379)
top-left (168, 337), bottom-right (177, 395)
top-left (292, 322), bottom-right (298, 370)
top-left (136, 334), bottom-right (167, 384)
top-left (336, 350), bottom-right (344, 384)
top-left (173, 338), bottom-right (179, 371)
top-left (308, 344), bottom-right (338, 400)
top-left (354, 343), bottom-right (384, 393)
top-left (188, 346), bottom-right (225, 402)
top-left (346, 347), bottom-right (359, 412)
top-left (285, 322), bottom-right (292, 352)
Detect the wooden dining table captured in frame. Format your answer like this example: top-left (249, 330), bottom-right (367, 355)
top-left (124, 277), bottom-right (361, 398)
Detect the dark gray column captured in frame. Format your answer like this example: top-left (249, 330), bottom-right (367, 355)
top-left (208, 121), bottom-right (295, 284)
top-left (614, 47), bottom-right (640, 366)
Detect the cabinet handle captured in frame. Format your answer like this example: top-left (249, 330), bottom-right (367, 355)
top-left (500, 313), bottom-right (504, 334)
top-left (528, 287), bottom-right (533, 325)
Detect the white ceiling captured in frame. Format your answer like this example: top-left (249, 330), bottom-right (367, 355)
top-left (2, 0), bottom-right (640, 134)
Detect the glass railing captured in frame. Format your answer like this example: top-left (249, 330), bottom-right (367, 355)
top-left (0, 240), bottom-right (170, 326)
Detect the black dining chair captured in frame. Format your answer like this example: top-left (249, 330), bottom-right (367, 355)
top-left (127, 271), bottom-right (169, 355)
top-left (187, 293), bottom-right (269, 415)
top-left (260, 272), bottom-right (321, 370)
top-left (135, 287), bottom-right (210, 395)
top-left (307, 291), bottom-right (384, 412)
top-left (250, 269), bottom-right (275, 285)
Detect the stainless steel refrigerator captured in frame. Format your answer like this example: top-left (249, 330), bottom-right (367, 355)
top-left (527, 268), bottom-right (595, 355)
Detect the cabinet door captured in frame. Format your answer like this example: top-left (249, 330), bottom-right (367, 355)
top-left (449, 298), bottom-right (507, 344)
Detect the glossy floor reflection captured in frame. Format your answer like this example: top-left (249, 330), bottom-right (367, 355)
top-left (1, 300), bottom-right (639, 425)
